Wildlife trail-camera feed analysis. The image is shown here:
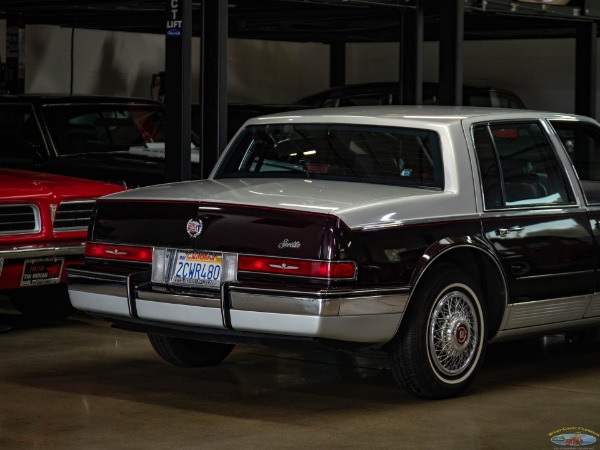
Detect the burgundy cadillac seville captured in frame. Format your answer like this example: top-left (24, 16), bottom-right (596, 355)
top-left (0, 168), bottom-right (125, 319)
top-left (67, 106), bottom-right (600, 398)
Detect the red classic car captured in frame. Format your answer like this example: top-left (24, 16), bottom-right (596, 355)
top-left (0, 168), bottom-right (125, 320)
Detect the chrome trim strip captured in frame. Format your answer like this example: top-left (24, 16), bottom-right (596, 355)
top-left (53, 227), bottom-right (92, 233)
top-left (491, 316), bottom-right (600, 343)
top-left (356, 204), bottom-right (587, 232)
top-left (357, 213), bottom-right (481, 231)
top-left (481, 204), bottom-right (582, 215)
top-left (228, 284), bottom-right (408, 299)
top-left (503, 295), bottom-right (590, 330)
top-left (0, 242), bottom-right (85, 260)
top-left (503, 269), bottom-right (593, 282)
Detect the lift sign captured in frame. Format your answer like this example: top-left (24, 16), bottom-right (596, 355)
top-left (166, 0), bottom-right (182, 37)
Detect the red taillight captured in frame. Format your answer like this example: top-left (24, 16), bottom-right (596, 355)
top-left (238, 255), bottom-right (356, 279)
top-left (85, 243), bottom-right (153, 263)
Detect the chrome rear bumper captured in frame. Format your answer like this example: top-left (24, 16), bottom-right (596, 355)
top-left (67, 265), bottom-right (408, 345)
top-left (0, 242), bottom-right (85, 260)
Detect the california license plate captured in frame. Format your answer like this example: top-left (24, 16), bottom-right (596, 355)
top-left (169, 251), bottom-right (222, 288)
top-left (21, 257), bottom-right (64, 286)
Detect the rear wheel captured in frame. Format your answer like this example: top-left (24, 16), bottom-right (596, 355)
top-left (9, 284), bottom-right (75, 321)
top-left (388, 265), bottom-right (487, 399)
top-left (148, 334), bottom-right (235, 367)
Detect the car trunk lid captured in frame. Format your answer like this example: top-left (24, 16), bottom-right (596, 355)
top-left (91, 200), bottom-right (343, 260)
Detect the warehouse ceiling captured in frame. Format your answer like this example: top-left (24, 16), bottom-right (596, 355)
top-left (0, 0), bottom-right (598, 42)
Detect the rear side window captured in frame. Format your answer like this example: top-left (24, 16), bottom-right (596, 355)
top-left (473, 121), bottom-right (573, 209)
top-left (550, 120), bottom-right (600, 204)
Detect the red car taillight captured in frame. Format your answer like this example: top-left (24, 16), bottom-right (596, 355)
top-left (238, 255), bottom-right (356, 280)
top-left (85, 243), bottom-right (153, 263)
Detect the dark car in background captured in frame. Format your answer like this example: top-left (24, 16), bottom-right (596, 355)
top-left (192, 103), bottom-right (311, 141)
top-left (0, 95), bottom-right (200, 187)
top-left (297, 81), bottom-right (526, 109)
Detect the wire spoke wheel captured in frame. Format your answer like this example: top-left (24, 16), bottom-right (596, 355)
top-left (388, 264), bottom-right (488, 399)
top-left (428, 289), bottom-right (479, 377)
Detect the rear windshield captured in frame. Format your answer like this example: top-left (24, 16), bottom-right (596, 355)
top-left (215, 123), bottom-right (443, 189)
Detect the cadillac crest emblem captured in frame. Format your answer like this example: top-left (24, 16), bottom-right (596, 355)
top-left (186, 218), bottom-right (203, 238)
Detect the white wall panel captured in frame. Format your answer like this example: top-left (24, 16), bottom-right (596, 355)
top-left (25, 25), bottom-right (166, 98)
top-left (228, 38), bottom-right (328, 104)
top-left (346, 39), bottom-right (588, 115)
top-left (17, 24), bottom-right (600, 117)
top-left (25, 25), bottom-right (73, 93)
top-left (463, 39), bottom-right (575, 113)
top-left (23, 25), bottom-right (327, 104)
top-left (346, 42), bottom-right (400, 84)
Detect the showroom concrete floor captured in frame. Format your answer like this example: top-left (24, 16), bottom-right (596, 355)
top-left (0, 294), bottom-right (598, 450)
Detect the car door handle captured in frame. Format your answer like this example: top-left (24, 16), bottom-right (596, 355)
top-left (495, 226), bottom-right (524, 237)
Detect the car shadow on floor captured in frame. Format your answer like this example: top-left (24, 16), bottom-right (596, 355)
top-left (0, 295), bottom-right (68, 332)
top-left (0, 310), bottom-right (60, 332)
top-left (477, 330), bottom-right (600, 393)
top-left (1, 294), bottom-right (599, 416)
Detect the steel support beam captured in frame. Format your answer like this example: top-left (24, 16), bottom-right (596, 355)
top-left (200, 0), bottom-right (228, 179)
top-left (575, 21), bottom-right (597, 118)
top-left (164, 0), bottom-right (192, 183)
top-left (438, 0), bottom-right (464, 106)
top-left (330, 41), bottom-right (346, 87)
top-left (399, 1), bottom-right (423, 105)
top-left (3, 16), bottom-right (22, 94)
